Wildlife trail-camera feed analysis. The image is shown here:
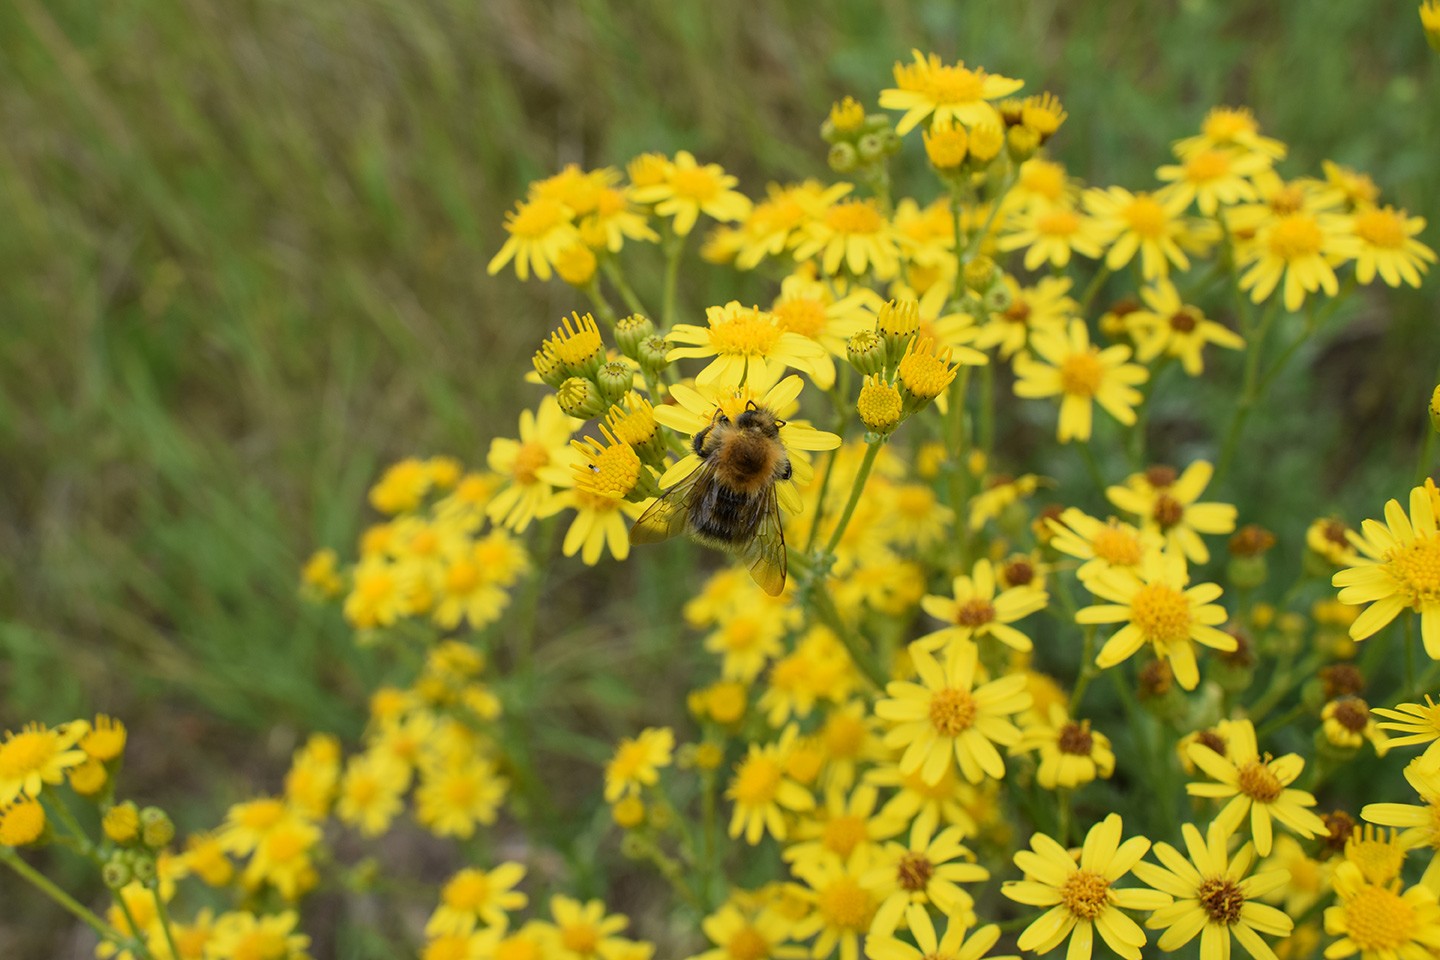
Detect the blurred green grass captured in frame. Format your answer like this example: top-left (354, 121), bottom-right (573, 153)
top-left (1, 0), bottom-right (1437, 952)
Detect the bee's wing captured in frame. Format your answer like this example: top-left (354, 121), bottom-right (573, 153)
top-left (628, 470), bottom-right (704, 544)
top-left (737, 486), bottom-right (787, 596)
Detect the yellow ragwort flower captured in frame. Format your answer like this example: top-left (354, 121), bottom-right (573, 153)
top-left (1107, 461), bottom-right (1237, 564)
top-left (1332, 485), bottom-right (1440, 657)
top-left (1323, 860), bottom-right (1440, 960)
top-left (915, 558), bottom-right (1048, 654)
top-left (1013, 319), bottom-right (1149, 444)
top-left (879, 51), bottom-right (1024, 136)
top-left (604, 727), bottom-right (675, 803)
top-left (629, 151), bottom-right (752, 237)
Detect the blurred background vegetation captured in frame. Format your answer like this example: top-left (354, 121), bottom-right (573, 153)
top-left (1, 0), bottom-right (1436, 953)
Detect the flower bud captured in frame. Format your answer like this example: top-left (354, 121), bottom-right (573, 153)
top-left (102, 802), bottom-right (140, 845)
top-left (637, 335), bottom-right (671, 377)
top-left (554, 243), bottom-right (598, 287)
top-left (102, 856), bottom-right (133, 890)
top-left (876, 298), bottom-right (920, 365)
top-left (963, 255), bottom-right (1000, 295)
top-left (556, 377), bottom-right (608, 419)
top-left (827, 96), bottom-right (866, 138)
top-left (923, 119), bottom-right (968, 171)
top-left (1006, 124), bottom-right (1041, 163)
top-left (140, 806), bottom-right (175, 850)
top-left (846, 330), bottom-right (887, 376)
top-left (0, 796), bottom-right (46, 847)
top-left (828, 142), bottom-right (859, 174)
top-left (856, 132), bottom-right (887, 164)
top-left (897, 337), bottom-right (959, 412)
top-left (596, 360), bottom-right (636, 405)
top-left (615, 314), bottom-right (655, 359)
top-left (981, 282), bottom-right (1013, 315)
top-left (967, 124), bottom-right (1005, 164)
top-left (130, 853), bottom-right (157, 886)
top-left (857, 375), bottom-right (903, 436)
top-left (612, 796), bottom-right (645, 829)
top-left (531, 346), bottom-right (568, 389)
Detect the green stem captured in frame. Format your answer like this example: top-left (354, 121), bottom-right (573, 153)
top-left (1076, 440), bottom-right (1108, 499)
top-left (979, 360), bottom-right (996, 465)
top-left (582, 280), bottom-right (619, 327)
top-left (43, 787), bottom-right (96, 860)
top-left (601, 258), bottom-right (651, 318)
top-left (1071, 626), bottom-right (1097, 709)
top-left (1406, 614), bottom-right (1418, 700)
top-left (114, 891), bottom-right (157, 959)
top-left (805, 449), bottom-right (841, 555)
top-left (661, 229), bottom-right (688, 330)
top-left (0, 848), bottom-right (125, 945)
top-left (1056, 788), bottom-right (1073, 847)
top-left (947, 366), bottom-right (973, 565)
top-left (152, 885), bottom-right (183, 960)
top-left (1129, 358), bottom-right (1169, 469)
top-left (962, 172), bottom-right (1014, 261)
top-left (824, 440), bottom-right (882, 555)
top-left (1077, 264), bottom-right (1113, 316)
top-left (1216, 299), bottom-right (1282, 484)
top-left (809, 587), bottom-right (886, 688)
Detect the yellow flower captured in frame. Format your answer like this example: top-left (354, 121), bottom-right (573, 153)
top-left (782, 783), bottom-right (900, 876)
top-left (1374, 696), bottom-right (1440, 761)
top-left (1047, 508), bottom-right (1164, 584)
top-left (770, 273), bottom-right (878, 359)
top-left (1125, 281), bottom-right (1245, 376)
top-left (668, 301), bottom-right (834, 388)
top-left (690, 901), bottom-right (806, 960)
top-left (866, 763), bottom-right (982, 842)
top-left (1186, 719), bottom-right (1327, 856)
top-left (865, 909), bottom-right (1013, 960)
top-left (860, 818), bottom-right (988, 936)
top-left (415, 758), bottom-right (507, 839)
top-left (1132, 820), bottom-right (1293, 960)
top-left (1332, 485), bottom-right (1440, 656)
top-left (0, 795), bottom-right (46, 847)
top-left (973, 276), bottom-right (1075, 361)
top-left (793, 199), bottom-right (902, 280)
top-left (283, 734), bottom-right (341, 821)
top-left (1107, 460), bottom-right (1237, 564)
top-left (80, 714), bottom-right (127, 763)
top-left (207, 910), bottom-right (311, 960)
top-left (999, 202), bottom-right (1105, 270)
top-left (879, 51), bottom-right (1025, 135)
top-left (1013, 319), bottom-right (1149, 443)
top-left (550, 427), bottom-right (651, 565)
top-left (736, 181), bottom-right (854, 270)
top-left (1015, 704), bottom-right (1116, 790)
top-left (487, 396), bottom-right (583, 532)
top-left (242, 816), bottom-right (321, 901)
top-left (426, 862), bottom-right (528, 938)
top-left (549, 895), bottom-right (631, 960)
top-left (1083, 186), bottom-right (1192, 279)
top-left (916, 558), bottom-right (1048, 654)
top-left (0, 721), bottom-right (87, 804)
top-left (604, 727), bottom-right (675, 802)
top-left (300, 547), bottom-right (344, 600)
top-left (1345, 825), bottom-right (1409, 886)
top-left (1361, 756), bottom-right (1440, 854)
top-left (789, 855), bottom-right (877, 960)
top-left (875, 642), bottom-right (1031, 785)
top-left (1157, 148), bottom-right (1270, 216)
top-left (707, 611), bottom-right (789, 682)
top-left (727, 738), bottom-right (816, 846)
top-left (582, 182), bottom-right (660, 254)
top-left (629, 151), bottom-right (752, 236)
top-left (1322, 697), bottom-right (1390, 756)
top-left (1350, 205), bottom-right (1435, 288)
top-left (1002, 814), bottom-right (1170, 960)
top-left (1077, 549), bottom-right (1236, 690)
top-left (1324, 861), bottom-right (1440, 960)
top-left (487, 196), bottom-right (580, 281)
top-left (1174, 106), bottom-right (1287, 161)
top-left (1238, 209), bottom-right (1360, 312)
top-left (335, 751), bottom-right (407, 838)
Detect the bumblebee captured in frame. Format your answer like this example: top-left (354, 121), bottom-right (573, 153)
top-left (630, 402), bottom-right (791, 595)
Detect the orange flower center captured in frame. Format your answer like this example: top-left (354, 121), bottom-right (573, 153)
top-left (1036, 208), bottom-right (1081, 238)
top-left (929, 688), bottom-right (978, 737)
top-left (817, 876), bottom-right (874, 931)
top-left (727, 927), bottom-right (770, 960)
top-left (512, 442), bottom-right (550, 485)
top-left (1266, 214), bottom-right (1324, 261)
top-left (1060, 869), bottom-right (1111, 919)
top-left (671, 165), bottom-right (723, 202)
top-left (508, 198), bottom-right (570, 238)
top-left (823, 814), bottom-right (867, 857)
top-left (1130, 583), bottom-right (1192, 645)
top-left (1354, 208), bottom-right (1407, 249)
top-left (1198, 876), bottom-right (1246, 924)
top-left (1121, 196), bottom-right (1169, 238)
top-left (926, 64), bottom-right (986, 104)
top-left (955, 599), bottom-right (997, 628)
top-left (1237, 760), bottom-right (1284, 802)
top-left (1092, 526), bottom-right (1143, 566)
top-left (1059, 351), bottom-right (1105, 398)
top-left (1183, 150), bottom-right (1231, 183)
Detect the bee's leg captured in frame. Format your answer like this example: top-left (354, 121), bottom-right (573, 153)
top-left (776, 457), bottom-right (792, 481)
top-left (692, 426), bottom-right (712, 457)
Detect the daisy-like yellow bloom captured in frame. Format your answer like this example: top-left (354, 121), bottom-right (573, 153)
top-left (1013, 319), bottom-right (1149, 444)
top-left (1008, 157), bottom-right (1080, 212)
top-left (875, 642), bottom-right (1031, 786)
top-left (78, 714), bottom-right (126, 763)
top-left (973, 275), bottom-right (1075, 360)
top-left (629, 151), bottom-right (752, 237)
top-left (1332, 485), bottom-right (1440, 656)
top-left (770, 273), bottom-right (879, 360)
top-left (581, 182), bottom-right (660, 254)
top-left (1186, 719), bottom-right (1327, 856)
top-left (867, 762), bottom-right (980, 842)
top-left (654, 374), bottom-right (840, 518)
top-left (1107, 461), bottom-right (1237, 564)
top-left (415, 757), bottom-right (507, 839)
top-left (728, 727), bottom-right (816, 845)
top-left (706, 610), bottom-right (789, 681)
top-left (783, 783), bottom-right (901, 875)
top-left (1002, 814), bottom-right (1170, 960)
top-left (690, 901), bottom-right (806, 960)
top-left (1324, 860), bottom-right (1440, 960)
top-left (891, 196), bottom-right (956, 267)
top-left (1047, 509), bottom-right (1164, 584)
top-left (866, 908), bottom-right (1013, 960)
top-left (487, 195), bottom-right (580, 281)
top-left (550, 426), bottom-right (651, 565)
top-left (426, 862), bottom-right (528, 937)
top-left (1125, 281), bottom-right (1245, 375)
top-left (550, 895), bottom-right (631, 960)
top-left (1132, 820), bottom-right (1293, 960)
top-left (283, 734), bottom-right (341, 821)
top-left (487, 396), bottom-right (582, 532)
top-left (668, 301), bottom-right (833, 388)
top-left (1350, 205), bottom-right (1435, 289)
top-left (1361, 756), bottom-right (1440, 854)
top-left (1237, 208), bottom-right (1360, 312)
top-left (1083, 186), bottom-right (1192, 279)
top-left (1174, 106), bottom-right (1287, 161)
top-left (736, 181), bottom-right (854, 270)
top-left (208, 910), bottom-right (311, 960)
top-left (998, 202), bottom-right (1105, 270)
top-left (0, 795), bottom-right (46, 847)
top-left (1015, 704), bottom-right (1116, 790)
top-left (0, 721), bottom-right (87, 804)
top-left (1308, 517), bottom-right (1362, 567)
top-left (879, 51), bottom-right (1024, 135)
top-left (861, 818), bottom-right (988, 936)
top-left (335, 751), bottom-right (406, 838)
top-left (1156, 148), bottom-right (1270, 216)
top-left (1257, 834), bottom-right (1332, 919)
top-left (915, 558), bottom-right (1049, 654)
top-left (1077, 549), bottom-right (1236, 690)
top-left (1374, 696), bottom-right (1440, 760)
top-left (792, 198), bottom-right (903, 280)
top-left (242, 815), bottom-right (321, 901)
top-left (604, 727), bottom-right (674, 802)
top-left (790, 855), bottom-right (878, 960)
top-left (1322, 697), bottom-right (1390, 756)
top-left (1345, 825), bottom-right (1409, 887)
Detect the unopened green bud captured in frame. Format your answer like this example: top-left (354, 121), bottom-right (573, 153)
top-left (615, 314), bottom-right (655, 359)
top-left (619, 833), bottom-right (648, 860)
top-left (556, 377), bottom-right (607, 419)
top-left (102, 856), bottom-right (132, 890)
top-left (1006, 124), bottom-right (1041, 163)
top-left (139, 806), bottom-right (175, 850)
top-left (963, 255), bottom-right (1000, 294)
top-left (856, 132), bottom-right (886, 164)
top-left (982, 283), bottom-right (1014, 316)
top-left (637, 335), bottom-right (671, 376)
top-left (847, 330), bottom-right (887, 376)
top-left (596, 360), bottom-right (635, 405)
top-left (1226, 556), bottom-right (1268, 591)
top-left (130, 853), bottom-right (157, 886)
top-left (828, 142), bottom-right (858, 174)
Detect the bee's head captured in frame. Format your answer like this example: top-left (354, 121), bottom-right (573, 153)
top-left (736, 400), bottom-right (783, 437)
